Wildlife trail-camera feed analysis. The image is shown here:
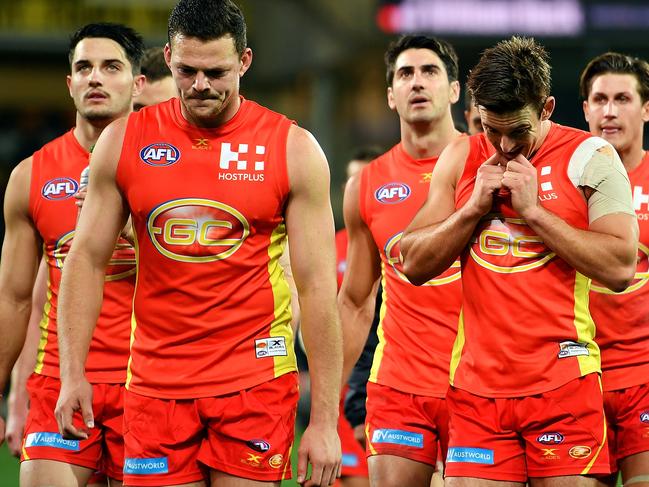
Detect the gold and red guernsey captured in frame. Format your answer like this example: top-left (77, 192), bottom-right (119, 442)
top-left (359, 144), bottom-right (461, 398)
top-left (117, 98), bottom-right (297, 399)
top-left (29, 129), bottom-right (135, 383)
top-left (453, 124), bottom-right (602, 397)
top-left (590, 151), bottom-right (649, 392)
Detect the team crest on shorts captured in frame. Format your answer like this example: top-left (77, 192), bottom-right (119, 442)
top-left (268, 454), bottom-right (284, 468)
top-left (568, 445), bottom-right (592, 459)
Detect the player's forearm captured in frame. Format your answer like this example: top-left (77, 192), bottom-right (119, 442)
top-left (9, 306), bottom-right (41, 394)
top-left (525, 206), bottom-right (637, 292)
top-left (58, 251), bottom-right (105, 381)
top-left (338, 292), bottom-right (375, 385)
top-left (300, 294), bottom-right (342, 426)
top-left (0, 298), bottom-right (31, 391)
top-left (401, 204), bottom-right (482, 285)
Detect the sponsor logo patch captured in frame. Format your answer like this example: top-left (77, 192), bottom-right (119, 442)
top-left (558, 341), bottom-right (589, 359)
top-left (140, 142), bottom-right (181, 167)
top-left (25, 432), bottom-right (79, 451)
top-left (42, 177), bottom-right (79, 200)
top-left (542, 448), bottom-right (560, 460)
top-left (341, 453), bottom-right (359, 467)
top-left (255, 337), bottom-right (288, 358)
top-left (447, 447), bottom-right (495, 464)
top-left (123, 457), bottom-right (169, 474)
top-left (568, 445), bottom-right (592, 459)
top-left (218, 142), bottom-right (266, 182)
top-left (192, 138), bottom-right (211, 150)
top-left (269, 454), bottom-right (284, 468)
top-left (371, 429), bottom-right (423, 448)
top-left (374, 182), bottom-right (411, 204)
top-left (247, 439), bottom-right (271, 453)
top-left (240, 453), bottom-right (262, 468)
top-left (537, 432), bottom-right (564, 445)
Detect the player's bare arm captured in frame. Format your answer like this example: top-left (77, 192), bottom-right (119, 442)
top-left (502, 147), bottom-right (637, 292)
top-left (337, 172), bottom-right (381, 383)
top-left (401, 137), bottom-right (504, 284)
top-left (285, 124), bottom-right (342, 487)
top-left (0, 157), bottom-right (42, 444)
top-left (6, 259), bottom-right (47, 456)
top-left (55, 117), bottom-right (130, 440)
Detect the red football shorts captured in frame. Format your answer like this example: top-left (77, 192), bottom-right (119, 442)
top-left (445, 373), bottom-right (610, 482)
top-left (122, 372), bottom-right (298, 486)
top-left (338, 399), bottom-right (368, 478)
top-left (604, 381), bottom-right (649, 471)
top-left (21, 373), bottom-right (125, 481)
top-left (365, 381), bottom-right (448, 466)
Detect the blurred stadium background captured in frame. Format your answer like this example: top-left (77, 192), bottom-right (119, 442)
top-left (2, 0), bottom-right (649, 483)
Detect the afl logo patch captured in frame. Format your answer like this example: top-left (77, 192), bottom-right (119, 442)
top-left (42, 177), bottom-right (78, 200)
top-left (641, 411), bottom-right (649, 423)
top-left (140, 142), bottom-right (181, 167)
top-left (375, 182), bottom-right (411, 204)
top-left (536, 432), bottom-right (564, 445)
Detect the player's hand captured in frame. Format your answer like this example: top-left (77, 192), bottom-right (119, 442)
top-left (54, 377), bottom-right (94, 440)
top-left (297, 421), bottom-right (341, 487)
top-left (74, 187), bottom-right (87, 208)
top-left (353, 424), bottom-right (366, 449)
top-left (6, 387), bottom-right (30, 456)
top-left (501, 154), bottom-right (539, 218)
top-left (467, 152), bottom-right (506, 217)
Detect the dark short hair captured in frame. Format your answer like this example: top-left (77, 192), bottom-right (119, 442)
top-left (141, 47), bottom-right (171, 82)
top-left (69, 22), bottom-right (145, 74)
top-left (579, 51), bottom-right (649, 103)
top-left (350, 146), bottom-right (383, 163)
top-left (464, 89), bottom-right (475, 111)
top-left (468, 36), bottom-right (550, 115)
top-left (385, 35), bottom-right (459, 86)
top-left (168, 0), bottom-right (247, 56)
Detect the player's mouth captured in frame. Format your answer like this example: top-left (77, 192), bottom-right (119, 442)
top-left (85, 90), bottom-right (108, 101)
top-left (409, 95), bottom-right (430, 107)
top-left (600, 125), bottom-right (621, 136)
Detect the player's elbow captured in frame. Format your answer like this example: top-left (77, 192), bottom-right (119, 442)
top-left (603, 264), bottom-right (636, 293)
top-left (401, 254), bottom-right (436, 286)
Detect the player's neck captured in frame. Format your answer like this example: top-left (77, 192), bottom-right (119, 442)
top-left (618, 142), bottom-right (646, 173)
top-left (400, 115), bottom-right (459, 160)
top-left (73, 112), bottom-right (128, 152)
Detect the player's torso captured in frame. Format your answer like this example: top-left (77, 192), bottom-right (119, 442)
top-left (117, 98), bottom-right (296, 398)
top-left (590, 152), bottom-right (649, 390)
top-left (452, 124), bottom-right (601, 397)
top-left (29, 130), bottom-right (135, 382)
top-left (360, 144), bottom-right (461, 397)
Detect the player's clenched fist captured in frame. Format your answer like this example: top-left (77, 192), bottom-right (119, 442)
top-left (467, 152), bottom-right (506, 216)
top-left (501, 154), bottom-right (539, 217)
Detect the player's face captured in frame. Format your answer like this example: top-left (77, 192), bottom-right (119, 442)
top-left (583, 73), bottom-right (649, 155)
top-left (134, 76), bottom-right (177, 111)
top-left (465, 104), bottom-right (483, 135)
top-left (67, 38), bottom-right (140, 122)
top-left (387, 48), bottom-right (459, 125)
top-left (166, 34), bottom-right (251, 128)
top-left (480, 98), bottom-right (554, 160)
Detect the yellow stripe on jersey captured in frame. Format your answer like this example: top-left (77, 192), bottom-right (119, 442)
top-left (448, 309), bottom-right (465, 386)
top-left (125, 229), bottom-right (141, 389)
top-left (573, 272), bottom-right (601, 375)
top-left (267, 222), bottom-right (297, 377)
top-left (34, 256), bottom-right (53, 375)
top-left (368, 265), bottom-right (389, 384)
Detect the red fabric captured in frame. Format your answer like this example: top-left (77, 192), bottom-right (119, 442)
top-left (445, 373), bottom-right (610, 481)
top-left (116, 97), bottom-right (298, 398)
top-left (28, 129), bottom-right (134, 382)
top-left (122, 372), bottom-right (298, 485)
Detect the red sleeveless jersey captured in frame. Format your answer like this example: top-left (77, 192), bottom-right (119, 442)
top-left (359, 143), bottom-right (461, 397)
top-left (116, 97), bottom-right (297, 399)
top-left (453, 123), bottom-right (603, 397)
top-left (590, 151), bottom-right (649, 391)
top-left (335, 228), bottom-right (348, 290)
top-left (28, 129), bottom-right (135, 383)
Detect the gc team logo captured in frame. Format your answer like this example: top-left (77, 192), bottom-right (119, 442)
top-left (385, 232), bottom-right (460, 286)
top-left (139, 142), bottom-right (181, 167)
top-left (42, 177), bottom-right (78, 200)
top-left (591, 243), bottom-right (649, 295)
top-left (147, 198), bottom-right (249, 263)
top-left (54, 231), bottom-right (136, 281)
top-left (375, 182), bottom-right (411, 204)
top-left (470, 216), bottom-right (555, 273)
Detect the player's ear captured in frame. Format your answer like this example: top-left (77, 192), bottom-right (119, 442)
top-left (540, 96), bottom-right (555, 121)
top-left (387, 87), bottom-right (396, 111)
